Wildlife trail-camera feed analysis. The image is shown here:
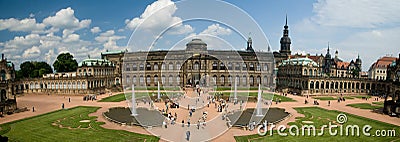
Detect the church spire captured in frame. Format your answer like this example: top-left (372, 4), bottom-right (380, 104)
top-left (285, 14), bottom-right (288, 27)
top-left (280, 15), bottom-right (291, 55)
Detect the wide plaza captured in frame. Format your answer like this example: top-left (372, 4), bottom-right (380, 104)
top-left (0, 87), bottom-right (399, 141)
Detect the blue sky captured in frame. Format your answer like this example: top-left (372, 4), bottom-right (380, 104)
top-left (0, 0), bottom-right (399, 71)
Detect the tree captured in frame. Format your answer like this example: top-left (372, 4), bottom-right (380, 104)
top-left (53, 53), bottom-right (78, 72)
top-left (18, 61), bottom-right (53, 78)
top-left (351, 68), bottom-right (360, 78)
top-left (20, 61), bottom-right (34, 78)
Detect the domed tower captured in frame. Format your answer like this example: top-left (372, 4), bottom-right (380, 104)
top-left (186, 39), bottom-right (207, 51)
top-left (323, 43), bottom-right (332, 74)
top-left (355, 54), bottom-right (362, 70)
top-left (279, 15), bottom-right (291, 55)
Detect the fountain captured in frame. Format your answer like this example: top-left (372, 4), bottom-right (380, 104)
top-left (234, 77), bottom-right (237, 103)
top-left (131, 84), bottom-right (138, 116)
top-left (157, 81), bottom-right (161, 101)
top-left (256, 84), bottom-right (263, 117)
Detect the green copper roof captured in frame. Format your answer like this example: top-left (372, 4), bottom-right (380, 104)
top-left (101, 50), bottom-right (125, 55)
top-left (78, 59), bottom-right (114, 67)
top-left (6, 61), bottom-right (12, 67)
top-left (279, 57), bottom-right (318, 67)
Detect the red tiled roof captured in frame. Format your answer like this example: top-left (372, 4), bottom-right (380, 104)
top-left (371, 57), bottom-right (398, 68)
top-left (336, 61), bottom-right (350, 69)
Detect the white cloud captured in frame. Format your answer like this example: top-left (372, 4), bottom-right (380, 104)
top-left (312, 0), bottom-right (400, 28)
top-left (125, 0), bottom-right (193, 35)
top-left (95, 30), bottom-right (126, 50)
top-left (200, 24), bottom-right (232, 36)
top-left (43, 7), bottom-right (91, 31)
top-left (91, 26), bottom-right (101, 33)
top-left (22, 46), bottom-right (41, 58)
top-left (0, 18), bottom-right (45, 32)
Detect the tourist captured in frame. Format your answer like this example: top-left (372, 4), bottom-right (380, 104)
top-left (32, 107), bottom-right (35, 112)
top-left (186, 131), bottom-right (191, 141)
top-left (328, 101), bottom-right (330, 106)
top-left (182, 120), bottom-right (185, 127)
top-left (62, 103), bottom-right (64, 109)
top-left (187, 120), bottom-right (191, 127)
top-left (69, 97), bottom-right (70, 102)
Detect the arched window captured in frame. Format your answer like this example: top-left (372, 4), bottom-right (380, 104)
top-left (176, 62), bottom-right (180, 70)
top-left (133, 76), bottom-right (137, 84)
top-left (213, 75), bottom-right (217, 85)
top-left (162, 75), bottom-right (166, 84)
top-left (140, 76), bottom-right (144, 84)
top-left (249, 76), bottom-right (254, 86)
top-left (228, 63), bottom-right (232, 70)
top-left (220, 75), bottom-right (225, 85)
top-left (257, 76), bottom-right (261, 85)
top-left (154, 63), bottom-right (159, 70)
top-left (310, 81), bottom-right (314, 89)
top-left (146, 75), bottom-right (151, 84)
top-left (132, 63), bottom-right (137, 71)
top-left (249, 63), bottom-right (254, 70)
top-left (154, 75), bottom-right (158, 83)
top-left (235, 63), bottom-right (240, 70)
top-left (242, 75), bottom-right (247, 85)
top-left (263, 76), bottom-right (268, 85)
top-left (161, 63), bottom-right (166, 70)
top-left (146, 62), bottom-right (151, 70)
top-left (309, 69), bottom-right (313, 76)
top-left (242, 63), bottom-right (247, 70)
top-left (256, 64), bottom-right (261, 71)
top-left (236, 75), bottom-right (240, 86)
top-left (139, 63), bottom-right (144, 70)
top-left (304, 69), bottom-right (308, 75)
top-left (126, 75), bottom-right (130, 84)
top-left (176, 75), bottom-right (180, 85)
top-left (194, 61), bottom-right (200, 70)
top-left (263, 63), bottom-right (268, 71)
top-left (168, 62), bottom-right (173, 70)
top-left (212, 62), bottom-right (218, 70)
top-left (169, 75), bottom-right (173, 85)
top-left (220, 62), bottom-right (225, 70)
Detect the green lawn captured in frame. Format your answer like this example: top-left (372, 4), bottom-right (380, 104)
top-left (354, 95), bottom-right (372, 99)
top-left (312, 96), bottom-right (337, 100)
top-left (346, 103), bottom-right (383, 110)
top-left (0, 106), bottom-right (159, 142)
top-left (372, 101), bottom-right (384, 106)
top-left (343, 96), bottom-right (355, 99)
top-left (235, 107), bottom-right (400, 142)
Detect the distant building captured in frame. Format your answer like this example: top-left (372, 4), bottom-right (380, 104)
top-left (0, 54), bottom-right (17, 115)
top-left (273, 16), bottom-right (291, 64)
top-left (17, 58), bottom-right (116, 95)
top-left (368, 56), bottom-right (398, 80)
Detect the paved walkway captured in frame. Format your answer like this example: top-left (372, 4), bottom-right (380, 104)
top-left (0, 92), bottom-right (398, 142)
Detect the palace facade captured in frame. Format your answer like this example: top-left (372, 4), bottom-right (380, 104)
top-left (116, 38), bottom-right (275, 89)
top-left (16, 58), bottom-right (116, 95)
top-left (0, 54), bottom-right (17, 114)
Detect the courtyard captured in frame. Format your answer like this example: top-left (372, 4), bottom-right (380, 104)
top-left (0, 88), bottom-right (399, 141)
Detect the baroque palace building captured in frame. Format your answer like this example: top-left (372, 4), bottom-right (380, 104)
top-left (274, 17), bottom-right (398, 96)
top-left (16, 58), bottom-right (116, 95)
top-left (0, 54), bottom-right (17, 114)
top-left (115, 38), bottom-right (275, 89)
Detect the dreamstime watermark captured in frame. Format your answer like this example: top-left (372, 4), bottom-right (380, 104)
top-left (258, 113), bottom-right (397, 137)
